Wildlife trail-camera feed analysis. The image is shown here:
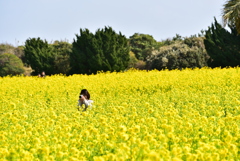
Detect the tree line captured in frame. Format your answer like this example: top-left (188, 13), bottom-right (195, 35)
top-left (1, 0), bottom-right (240, 76)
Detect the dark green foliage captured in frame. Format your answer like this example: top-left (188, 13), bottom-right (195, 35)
top-left (204, 18), bottom-right (240, 67)
top-left (51, 41), bottom-right (72, 74)
top-left (146, 37), bottom-right (209, 70)
top-left (129, 33), bottom-right (160, 61)
top-left (0, 53), bottom-right (24, 76)
top-left (70, 26), bottom-right (130, 74)
top-left (24, 38), bottom-right (56, 75)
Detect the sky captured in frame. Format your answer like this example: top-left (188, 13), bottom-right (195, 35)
top-left (0, 0), bottom-right (226, 46)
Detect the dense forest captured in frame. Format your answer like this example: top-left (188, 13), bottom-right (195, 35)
top-left (1, 0), bottom-right (240, 76)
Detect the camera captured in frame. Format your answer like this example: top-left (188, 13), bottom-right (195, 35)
top-left (79, 95), bottom-right (83, 98)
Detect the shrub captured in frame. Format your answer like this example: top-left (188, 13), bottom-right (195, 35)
top-left (0, 53), bottom-right (25, 76)
top-left (146, 37), bottom-right (209, 70)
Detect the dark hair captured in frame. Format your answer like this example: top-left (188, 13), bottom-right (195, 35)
top-left (80, 89), bottom-right (90, 99)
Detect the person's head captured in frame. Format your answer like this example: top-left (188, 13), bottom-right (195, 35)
top-left (80, 89), bottom-right (90, 100)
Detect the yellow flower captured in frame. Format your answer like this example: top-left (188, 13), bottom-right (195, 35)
top-left (172, 157), bottom-right (182, 161)
top-left (106, 153), bottom-right (116, 160)
top-left (33, 138), bottom-right (41, 146)
top-left (139, 141), bottom-right (150, 151)
top-left (61, 143), bottom-right (68, 152)
top-left (133, 125), bottom-right (141, 133)
top-left (119, 125), bottom-right (127, 133)
top-left (148, 108), bottom-right (154, 114)
top-left (144, 134), bottom-right (153, 142)
top-left (10, 102), bottom-right (16, 109)
top-left (0, 148), bottom-right (9, 158)
top-left (146, 151), bottom-right (160, 160)
top-left (158, 134), bottom-right (168, 142)
top-left (212, 153), bottom-right (220, 161)
top-left (93, 156), bottom-right (105, 161)
top-left (2, 67), bottom-right (240, 160)
top-left (69, 157), bottom-right (79, 161)
top-left (56, 151), bottom-right (64, 158)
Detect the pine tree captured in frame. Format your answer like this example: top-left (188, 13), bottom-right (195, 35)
top-left (24, 38), bottom-right (56, 75)
top-left (51, 41), bottom-right (72, 74)
top-left (204, 18), bottom-right (240, 67)
top-left (70, 27), bottom-right (130, 74)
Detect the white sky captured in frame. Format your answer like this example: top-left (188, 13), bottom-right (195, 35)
top-left (0, 0), bottom-right (226, 46)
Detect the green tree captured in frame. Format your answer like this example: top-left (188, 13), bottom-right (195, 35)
top-left (0, 53), bottom-right (24, 76)
top-left (24, 37), bottom-right (56, 75)
top-left (51, 41), bottom-right (72, 74)
top-left (129, 33), bottom-right (159, 61)
top-left (222, 0), bottom-right (240, 34)
top-left (70, 26), bottom-right (130, 74)
top-left (204, 18), bottom-right (240, 67)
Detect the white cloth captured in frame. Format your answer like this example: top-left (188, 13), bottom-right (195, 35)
top-left (78, 99), bottom-right (93, 111)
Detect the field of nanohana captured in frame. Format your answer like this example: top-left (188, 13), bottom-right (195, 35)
top-left (1, 68), bottom-right (240, 161)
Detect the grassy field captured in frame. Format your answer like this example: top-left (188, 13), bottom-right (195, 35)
top-left (0, 68), bottom-right (240, 161)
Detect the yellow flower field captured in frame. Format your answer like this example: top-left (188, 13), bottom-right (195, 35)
top-left (0, 68), bottom-right (240, 161)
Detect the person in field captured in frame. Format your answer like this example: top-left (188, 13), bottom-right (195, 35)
top-left (41, 71), bottom-right (46, 78)
top-left (77, 89), bottom-right (93, 111)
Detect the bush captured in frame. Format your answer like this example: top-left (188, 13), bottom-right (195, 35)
top-left (0, 43), bottom-right (25, 63)
top-left (146, 37), bottom-right (209, 70)
top-left (0, 53), bottom-right (25, 76)
top-left (127, 51), bottom-right (138, 69)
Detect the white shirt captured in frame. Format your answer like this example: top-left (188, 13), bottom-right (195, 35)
top-left (78, 99), bottom-right (93, 111)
